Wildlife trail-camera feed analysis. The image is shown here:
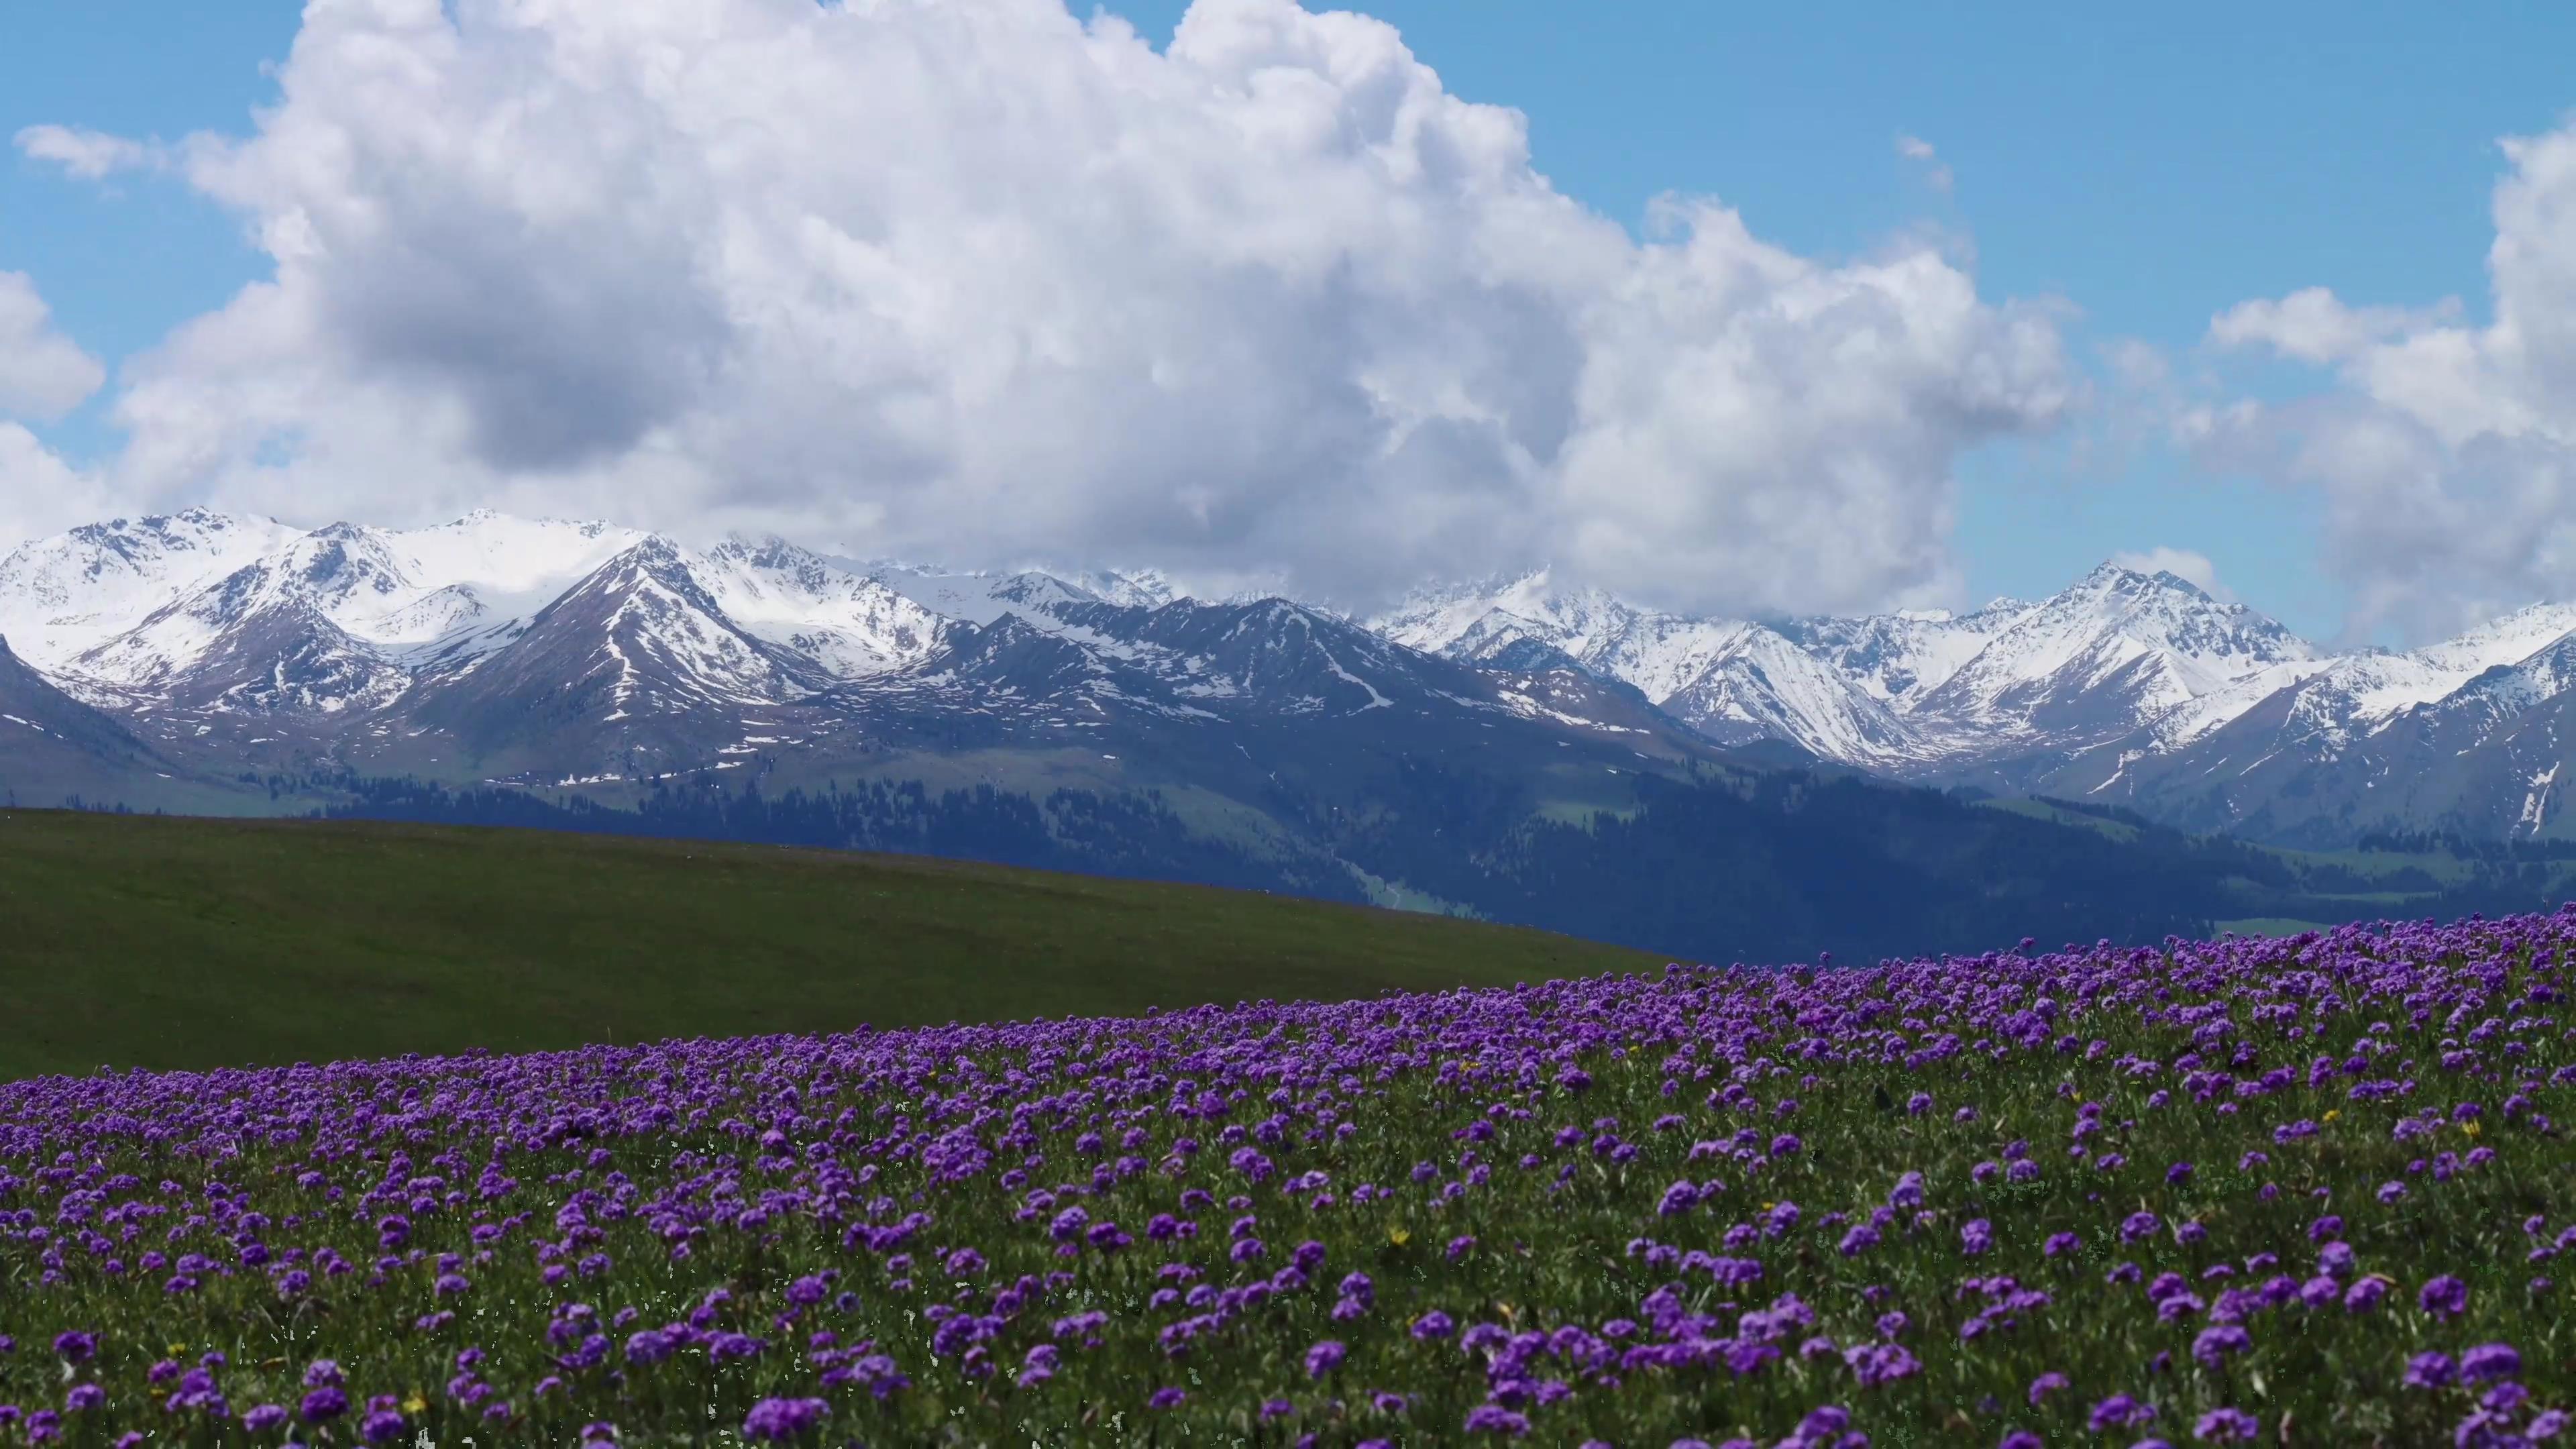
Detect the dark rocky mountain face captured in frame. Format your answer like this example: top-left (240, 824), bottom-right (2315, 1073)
top-left (0, 634), bottom-right (182, 808)
top-left (0, 635), bottom-right (150, 762)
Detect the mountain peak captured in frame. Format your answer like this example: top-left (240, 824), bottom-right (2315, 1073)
top-left (2074, 559), bottom-right (2216, 600)
top-left (2149, 570), bottom-right (2212, 601)
top-left (1072, 567), bottom-right (1180, 610)
top-left (167, 504), bottom-right (274, 532)
top-left (1886, 559), bottom-right (2317, 753)
top-left (2081, 559), bottom-right (2184, 592)
top-left (706, 532), bottom-right (808, 570)
top-left (0, 509), bottom-right (311, 673)
top-left (612, 534), bottom-right (690, 570)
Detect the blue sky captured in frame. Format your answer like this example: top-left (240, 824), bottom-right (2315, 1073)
top-left (5, 1), bottom-right (2573, 639)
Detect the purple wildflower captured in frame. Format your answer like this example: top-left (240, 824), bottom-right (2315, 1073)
top-left (2403, 1352), bottom-right (2457, 1390)
top-left (2420, 1274), bottom-right (2469, 1320)
top-left (741, 1397), bottom-right (828, 1441)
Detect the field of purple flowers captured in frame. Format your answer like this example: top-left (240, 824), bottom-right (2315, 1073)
top-left (2, 910), bottom-right (2573, 1447)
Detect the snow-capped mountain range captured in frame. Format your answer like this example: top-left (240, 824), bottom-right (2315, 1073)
top-left (6, 506), bottom-right (2576, 845)
top-left (1377, 562), bottom-right (2576, 843)
top-left (1376, 561), bottom-right (2331, 769)
top-left (0, 508), bottom-right (1693, 808)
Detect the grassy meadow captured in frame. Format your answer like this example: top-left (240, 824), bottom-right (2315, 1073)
top-left (0, 809), bottom-right (1660, 1081)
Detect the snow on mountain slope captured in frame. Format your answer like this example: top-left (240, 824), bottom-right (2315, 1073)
top-left (415, 535), bottom-right (830, 742)
top-left (2349, 604), bottom-right (2576, 723)
top-left (1073, 568), bottom-right (1180, 610)
top-left (1382, 562), bottom-right (2365, 778)
top-left (2396, 631), bottom-right (2576, 769)
top-left (1373, 569), bottom-right (1752, 704)
top-left (1377, 565), bottom-right (2324, 767)
top-left (854, 560), bottom-right (1183, 625)
top-left (66, 529), bottom-right (418, 715)
top-left (54, 519), bottom-right (1146, 724)
top-left (2303, 623), bottom-right (2576, 760)
top-left (68, 537), bottom-right (395, 708)
top-left (985, 572), bottom-right (1124, 623)
top-left (1560, 611), bottom-right (1757, 705)
top-left (557, 537), bottom-right (825, 709)
top-left (697, 538), bottom-right (951, 680)
top-left (61, 514), bottom-right (649, 706)
top-left (0, 508), bottom-right (303, 671)
top-left (1059, 597), bottom-right (1428, 716)
top-left (346, 512), bottom-right (648, 650)
top-left (1905, 565), bottom-right (2319, 744)
top-left (2072, 617), bottom-right (2576, 845)
top-left (935, 587), bottom-right (1678, 738)
top-left (859, 564), bottom-right (1097, 628)
top-left (1659, 625), bottom-right (1917, 763)
top-left (2461, 627), bottom-right (2576, 712)
top-left (2196, 604), bottom-right (2576, 762)
top-left (2413, 603), bottom-right (2576, 674)
top-left (2138, 656), bottom-right (2342, 752)
top-left (1775, 601), bottom-right (2031, 706)
top-left (1446, 606), bottom-right (1758, 704)
top-left (1371, 570), bottom-right (1569, 655)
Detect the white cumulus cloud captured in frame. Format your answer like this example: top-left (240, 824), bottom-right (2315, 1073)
top-left (0, 272), bottom-right (107, 422)
top-left (2200, 119), bottom-right (2576, 642)
top-left (30, 0), bottom-right (2070, 618)
top-left (2208, 286), bottom-right (2460, 366)
top-left (0, 425), bottom-right (114, 568)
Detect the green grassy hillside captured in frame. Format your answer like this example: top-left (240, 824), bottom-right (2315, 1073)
top-left (0, 810), bottom-right (1661, 1081)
